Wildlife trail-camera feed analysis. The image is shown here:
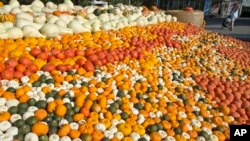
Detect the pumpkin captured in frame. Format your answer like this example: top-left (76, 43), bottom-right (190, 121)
top-left (32, 122), bottom-right (49, 136)
top-left (25, 133), bottom-right (39, 141)
top-left (117, 123), bottom-right (132, 136)
top-left (0, 14), bottom-right (15, 23)
top-left (58, 124), bottom-right (71, 137)
top-left (92, 130), bottom-right (104, 140)
top-left (150, 132), bottom-right (162, 141)
top-left (55, 105), bottom-right (67, 117)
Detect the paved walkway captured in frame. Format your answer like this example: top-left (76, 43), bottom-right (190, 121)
top-left (205, 17), bottom-right (250, 41)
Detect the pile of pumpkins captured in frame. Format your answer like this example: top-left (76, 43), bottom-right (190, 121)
top-left (0, 1), bottom-right (249, 141)
top-left (0, 0), bottom-right (177, 39)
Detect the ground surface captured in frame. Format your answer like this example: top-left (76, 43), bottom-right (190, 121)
top-left (205, 16), bottom-right (250, 41)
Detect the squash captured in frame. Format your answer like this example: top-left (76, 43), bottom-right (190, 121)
top-left (68, 20), bottom-right (87, 33)
top-left (9, 0), bottom-right (19, 8)
top-left (40, 23), bottom-right (60, 38)
top-left (16, 12), bottom-right (34, 22)
top-left (24, 133), bottom-right (39, 141)
top-left (22, 25), bottom-right (45, 38)
top-left (55, 20), bottom-right (67, 28)
top-left (31, 0), bottom-right (45, 9)
top-left (0, 14), bottom-right (15, 23)
top-left (0, 121), bottom-right (11, 131)
top-left (57, 4), bottom-right (69, 12)
top-left (64, 0), bottom-right (74, 9)
top-left (6, 127), bottom-right (18, 136)
top-left (6, 27), bottom-right (23, 39)
top-left (34, 14), bottom-right (46, 24)
top-left (49, 134), bottom-right (60, 141)
top-left (15, 18), bottom-right (43, 30)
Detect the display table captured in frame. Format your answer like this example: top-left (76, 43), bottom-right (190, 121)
top-left (165, 10), bottom-right (204, 27)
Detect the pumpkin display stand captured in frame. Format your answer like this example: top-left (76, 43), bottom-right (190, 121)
top-left (165, 10), bottom-right (204, 27)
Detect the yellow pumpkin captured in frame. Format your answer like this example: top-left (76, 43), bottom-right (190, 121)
top-left (117, 123), bottom-right (132, 136)
top-left (0, 14), bottom-right (15, 23)
top-left (132, 124), bottom-right (145, 135)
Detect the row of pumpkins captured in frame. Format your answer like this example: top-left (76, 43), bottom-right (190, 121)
top-left (0, 0), bottom-right (177, 39)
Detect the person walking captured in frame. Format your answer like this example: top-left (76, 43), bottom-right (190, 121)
top-left (222, 2), bottom-right (240, 31)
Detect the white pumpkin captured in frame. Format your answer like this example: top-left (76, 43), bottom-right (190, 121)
top-left (0, 98), bottom-right (6, 106)
top-left (172, 16), bottom-right (177, 22)
top-left (209, 135), bottom-right (219, 141)
top-left (6, 127), bottom-right (18, 136)
top-left (165, 15), bottom-right (172, 22)
top-left (10, 7), bottom-right (22, 15)
top-left (130, 132), bottom-right (140, 141)
top-left (59, 14), bottom-right (74, 24)
top-left (34, 14), bottom-right (46, 24)
top-left (15, 18), bottom-right (43, 30)
top-left (31, 6), bottom-right (42, 13)
top-left (0, 23), bottom-right (6, 33)
top-left (82, 23), bottom-right (92, 32)
top-left (87, 13), bottom-right (96, 20)
top-left (68, 20), bottom-right (86, 33)
top-left (94, 123), bottom-right (106, 132)
top-left (10, 114), bottom-right (22, 123)
top-left (101, 21), bottom-right (112, 31)
top-left (0, 133), bottom-right (13, 141)
top-left (59, 136), bottom-right (71, 141)
top-left (22, 111), bottom-right (35, 120)
top-left (59, 27), bottom-right (73, 35)
top-left (114, 132), bottom-right (124, 140)
top-left (64, 0), bottom-right (74, 9)
top-left (0, 121), bottom-right (12, 132)
top-left (27, 106), bottom-right (38, 112)
top-left (6, 99), bottom-right (19, 107)
top-left (58, 4), bottom-right (69, 12)
top-left (141, 134), bottom-right (150, 141)
top-left (31, 0), bottom-right (45, 9)
top-left (25, 133), bottom-right (39, 141)
top-left (86, 6), bottom-right (96, 14)
top-left (55, 19), bottom-right (67, 28)
top-left (40, 23), bottom-right (60, 38)
top-left (0, 106), bottom-right (8, 112)
top-left (20, 5), bottom-right (32, 12)
top-left (46, 2), bottom-right (57, 9)
top-left (104, 130), bottom-right (114, 139)
top-left (9, 0), bottom-right (20, 8)
top-left (7, 27), bottom-right (23, 39)
top-left (49, 134), bottom-right (60, 141)
top-left (148, 15), bottom-right (158, 24)
top-left (91, 22), bottom-right (100, 32)
top-left (47, 16), bottom-right (60, 24)
top-left (1, 5), bottom-right (12, 14)
top-left (7, 80), bottom-right (19, 88)
top-left (72, 138), bottom-right (81, 141)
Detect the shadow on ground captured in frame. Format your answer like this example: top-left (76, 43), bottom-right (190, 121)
top-left (205, 16), bottom-right (250, 42)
